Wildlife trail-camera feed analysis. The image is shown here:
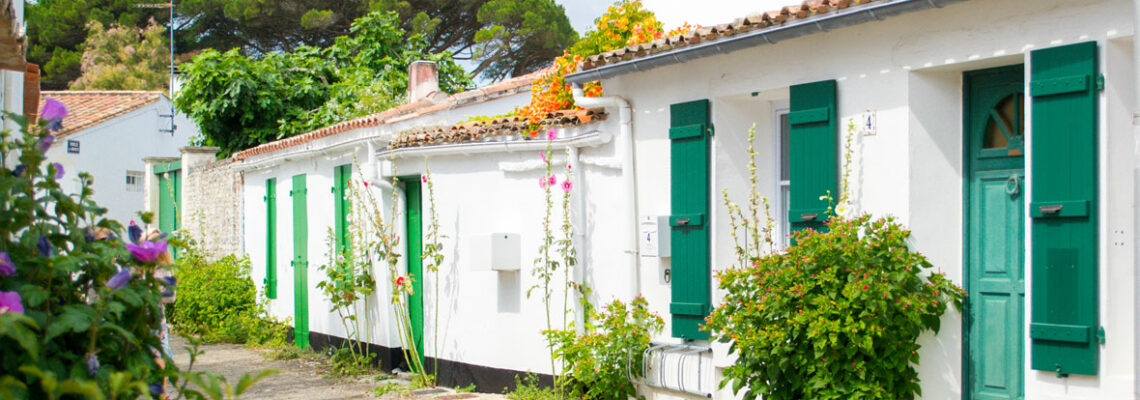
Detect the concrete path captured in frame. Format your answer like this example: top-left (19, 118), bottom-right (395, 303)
top-left (170, 335), bottom-right (507, 400)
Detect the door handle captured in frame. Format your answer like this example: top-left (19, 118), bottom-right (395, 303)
top-left (1038, 204), bottom-right (1063, 214)
top-left (800, 213), bottom-right (819, 221)
top-left (675, 218), bottom-right (690, 225)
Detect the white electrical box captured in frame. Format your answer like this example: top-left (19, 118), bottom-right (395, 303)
top-left (640, 216), bottom-right (671, 258)
top-left (469, 233), bottom-right (521, 271)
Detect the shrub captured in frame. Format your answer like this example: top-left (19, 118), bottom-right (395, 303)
top-left (170, 253), bottom-right (287, 346)
top-left (705, 215), bottom-right (965, 400)
top-left (546, 297), bottom-right (663, 400)
top-left (504, 374), bottom-right (559, 400)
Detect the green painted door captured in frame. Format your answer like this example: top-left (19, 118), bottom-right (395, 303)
top-left (156, 163), bottom-right (181, 234)
top-left (402, 177), bottom-right (425, 366)
top-left (291, 174), bottom-right (310, 349)
top-left (965, 65), bottom-right (1025, 400)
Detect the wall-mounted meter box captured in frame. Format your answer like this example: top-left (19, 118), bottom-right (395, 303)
top-left (469, 233), bottom-right (521, 271)
top-left (639, 216), bottom-right (671, 258)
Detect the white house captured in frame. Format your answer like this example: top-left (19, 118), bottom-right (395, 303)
top-left (41, 91), bottom-right (196, 224)
top-left (225, 0), bottom-right (1140, 399)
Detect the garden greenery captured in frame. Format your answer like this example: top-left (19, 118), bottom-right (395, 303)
top-left (706, 122), bottom-right (965, 399)
top-left (170, 252), bottom-right (288, 347)
top-left (317, 174), bottom-right (378, 376)
top-left (0, 102), bottom-right (271, 398)
top-left (175, 11), bottom-right (472, 158)
top-left (546, 297), bottom-right (663, 400)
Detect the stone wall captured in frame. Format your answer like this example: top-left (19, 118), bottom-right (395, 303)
top-left (179, 147), bottom-right (243, 260)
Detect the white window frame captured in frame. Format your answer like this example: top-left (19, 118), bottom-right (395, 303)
top-left (126, 170), bottom-right (143, 192)
top-left (771, 100), bottom-right (790, 248)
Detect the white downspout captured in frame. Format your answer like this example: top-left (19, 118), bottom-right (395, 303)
top-left (571, 85), bottom-right (640, 301)
top-left (568, 146), bottom-right (587, 330)
top-left (1132, 1), bottom-right (1140, 395)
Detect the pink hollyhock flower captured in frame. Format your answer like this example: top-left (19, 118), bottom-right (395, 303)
top-left (562, 180), bottom-right (572, 193)
top-left (547, 175), bottom-right (557, 186)
top-left (547, 129), bottom-right (556, 141)
top-left (396, 276), bottom-right (407, 287)
top-left (540, 151), bottom-right (547, 163)
top-left (539, 177), bottom-right (547, 188)
top-left (421, 175), bottom-right (427, 183)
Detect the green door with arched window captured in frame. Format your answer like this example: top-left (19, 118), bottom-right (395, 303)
top-left (964, 65), bottom-right (1025, 400)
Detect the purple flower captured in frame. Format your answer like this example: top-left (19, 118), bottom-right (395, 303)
top-left (11, 164), bottom-right (25, 177)
top-left (37, 134), bottom-right (55, 153)
top-left (86, 353), bottom-right (100, 377)
top-left (127, 240), bottom-right (168, 263)
top-left (41, 98), bottom-right (67, 132)
top-left (107, 268), bottom-right (132, 290)
top-left (128, 222), bottom-right (142, 244)
top-left (0, 291), bottom-right (23, 314)
top-left (37, 236), bottom-right (52, 257)
top-left (0, 252), bottom-right (13, 276)
top-left (51, 163), bottom-right (64, 179)
top-left (149, 382), bottom-right (164, 395)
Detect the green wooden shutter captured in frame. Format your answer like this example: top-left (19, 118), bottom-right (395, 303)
top-left (1029, 41), bottom-right (1099, 376)
top-left (333, 164), bottom-right (351, 255)
top-left (265, 178), bottom-right (278, 299)
top-left (788, 80), bottom-right (838, 232)
top-left (291, 174), bottom-right (310, 349)
top-left (669, 99), bottom-right (712, 340)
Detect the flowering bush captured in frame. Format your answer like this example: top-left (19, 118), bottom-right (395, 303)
top-left (546, 297), bottom-right (663, 400)
top-left (515, 0), bottom-right (694, 128)
top-left (704, 215), bottom-right (965, 400)
top-left (171, 252), bottom-right (288, 347)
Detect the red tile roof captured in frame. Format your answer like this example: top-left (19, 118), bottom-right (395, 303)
top-left (387, 108), bottom-right (607, 150)
top-left (232, 67), bottom-right (554, 161)
top-left (39, 91), bottom-right (164, 137)
top-left (580, 0), bottom-right (875, 71)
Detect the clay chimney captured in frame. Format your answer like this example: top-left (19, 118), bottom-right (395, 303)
top-left (23, 63), bottom-right (40, 122)
top-left (407, 60), bottom-right (440, 103)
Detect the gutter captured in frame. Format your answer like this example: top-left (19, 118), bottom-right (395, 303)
top-left (231, 128), bottom-right (385, 172)
top-left (565, 0), bottom-right (966, 85)
top-left (374, 129), bottom-right (613, 159)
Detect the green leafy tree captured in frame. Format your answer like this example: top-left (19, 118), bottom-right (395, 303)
top-left (472, 0), bottom-right (577, 80)
top-left (27, 0), bottom-right (171, 89)
top-left (70, 19), bottom-right (172, 91)
top-left (174, 11), bottom-right (473, 158)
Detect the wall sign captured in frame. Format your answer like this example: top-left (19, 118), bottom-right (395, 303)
top-left (67, 140), bottom-right (80, 154)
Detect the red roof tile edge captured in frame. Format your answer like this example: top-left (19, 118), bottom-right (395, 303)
top-left (39, 91), bottom-right (165, 137)
top-left (579, 0), bottom-right (871, 71)
top-left (232, 67), bottom-right (554, 161)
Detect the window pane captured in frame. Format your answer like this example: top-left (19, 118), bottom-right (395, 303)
top-left (780, 113), bottom-right (790, 181)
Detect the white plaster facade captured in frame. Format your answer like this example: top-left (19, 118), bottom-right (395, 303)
top-left (232, 0), bottom-right (1140, 398)
top-left (46, 97), bottom-right (196, 224)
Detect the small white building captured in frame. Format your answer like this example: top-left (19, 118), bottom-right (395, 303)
top-left (225, 0), bottom-right (1140, 399)
top-left (42, 91), bottom-right (196, 224)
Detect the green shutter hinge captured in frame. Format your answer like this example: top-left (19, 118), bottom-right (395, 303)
top-left (1096, 74), bottom-right (1105, 91)
top-left (708, 125), bottom-right (715, 137)
top-left (1097, 326), bottom-right (1106, 344)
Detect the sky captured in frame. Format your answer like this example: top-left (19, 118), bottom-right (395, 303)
top-left (555, 0), bottom-right (805, 35)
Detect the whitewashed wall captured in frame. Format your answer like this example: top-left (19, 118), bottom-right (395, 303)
top-left (46, 98), bottom-right (196, 225)
top-left (238, 0), bottom-right (1139, 398)
top-left (593, 0), bottom-right (1136, 398)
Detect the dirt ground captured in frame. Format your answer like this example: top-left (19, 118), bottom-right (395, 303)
top-left (170, 335), bottom-right (507, 400)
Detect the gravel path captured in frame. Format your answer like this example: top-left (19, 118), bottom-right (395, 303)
top-left (170, 335), bottom-right (507, 400)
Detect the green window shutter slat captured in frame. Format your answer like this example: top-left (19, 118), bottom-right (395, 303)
top-left (266, 178), bottom-right (277, 299)
top-left (1029, 41), bottom-right (1099, 376)
top-left (669, 99), bottom-right (711, 340)
top-left (788, 80), bottom-right (838, 233)
top-left (333, 165), bottom-right (351, 256)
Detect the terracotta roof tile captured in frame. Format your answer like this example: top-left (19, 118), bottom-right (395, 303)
top-left (232, 67), bottom-right (553, 161)
top-left (39, 91), bottom-right (164, 137)
top-left (386, 108), bottom-right (607, 150)
top-left (578, 0), bottom-right (893, 71)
